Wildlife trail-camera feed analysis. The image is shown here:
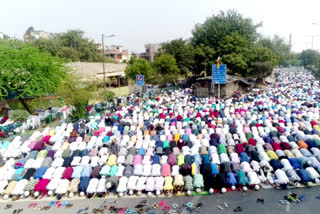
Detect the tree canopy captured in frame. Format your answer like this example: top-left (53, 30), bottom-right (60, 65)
top-left (193, 44), bottom-right (216, 77)
top-left (253, 62), bottom-right (274, 80)
top-left (152, 54), bottom-right (180, 84)
top-left (217, 32), bottom-right (249, 76)
top-left (160, 39), bottom-right (217, 78)
top-left (160, 39), bottom-right (194, 77)
top-left (125, 56), bottom-right (154, 83)
top-left (191, 10), bottom-right (261, 49)
top-left (300, 49), bottom-right (320, 68)
top-left (33, 30), bottom-right (103, 62)
top-left (125, 54), bottom-right (180, 85)
top-left (258, 35), bottom-right (291, 66)
top-left (299, 49), bottom-right (320, 78)
top-left (56, 73), bottom-right (92, 120)
top-left (159, 10), bottom-right (283, 79)
top-left (0, 41), bottom-right (67, 112)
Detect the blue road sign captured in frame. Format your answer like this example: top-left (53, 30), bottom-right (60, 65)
top-left (212, 64), bottom-right (226, 84)
top-left (136, 75), bottom-right (144, 86)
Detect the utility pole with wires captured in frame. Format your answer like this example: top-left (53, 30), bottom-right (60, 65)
top-left (305, 35), bottom-right (320, 49)
top-left (307, 22), bottom-right (320, 50)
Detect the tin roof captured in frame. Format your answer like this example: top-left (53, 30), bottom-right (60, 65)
top-left (196, 74), bottom-right (250, 85)
top-left (67, 62), bottom-right (127, 81)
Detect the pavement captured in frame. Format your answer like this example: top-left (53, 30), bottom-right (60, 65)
top-left (1, 186), bottom-right (320, 214)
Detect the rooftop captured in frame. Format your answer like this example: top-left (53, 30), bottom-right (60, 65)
top-left (67, 62), bottom-right (127, 81)
top-left (196, 74), bottom-right (250, 85)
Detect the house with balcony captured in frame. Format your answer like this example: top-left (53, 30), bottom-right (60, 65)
top-left (139, 43), bottom-right (161, 62)
top-left (104, 45), bottom-right (129, 63)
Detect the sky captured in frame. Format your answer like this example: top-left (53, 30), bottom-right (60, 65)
top-left (1, 0), bottom-right (320, 52)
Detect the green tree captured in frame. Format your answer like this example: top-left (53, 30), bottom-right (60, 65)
top-left (152, 54), bottom-right (180, 84)
top-left (217, 32), bottom-right (250, 75)
top-left (191, 10), bottom-right (261, 49)
top-left (160, 39), bottom-right (195, 77)
top-left (258, 35), bottom-right (291, 66)
top-left (284, 56), bottom-right (302, 67)
top-left (300, 49), bottom-right (320, 68)
top-left (57, 74), bottom-right (92, 120)
top-left (215, 32), bottom-right (279, 77)
top-left (193, 44), bottom-right (216, 77)
top-left (125, 57), bottom-right (153, 83)
top-left (0, 42), bottom-right (67, 113)
top-left (248, 46), bottom-right (279, 71)
top-left (33, 30), bottom-right (103, 62)
top-left (253, 62), bottom-right (274, 84)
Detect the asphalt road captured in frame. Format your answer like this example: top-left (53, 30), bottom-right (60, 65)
top-left (1, 186), bottom-right (320, 214)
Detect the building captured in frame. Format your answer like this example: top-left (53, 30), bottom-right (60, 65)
top-left (140, 43), bottom-right (161, 62)
top-left (193, 75), bottom-right (251, 98)
top-left (104, 45), bottom-right (129, 63)
top-left (24, 26), bottom-right (50, 42)
top-left (67, 62), bottom-right (128, 87)
top-left (0, 32), bottom-right (9, 40)
top-left (130, 51), bottom-right (140, 59)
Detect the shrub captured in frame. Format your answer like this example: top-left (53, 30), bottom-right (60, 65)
top-left (57, 74), bottom-right (93, 120)
top-left (10, 110), bottom-right (30, 122)
top-left (99, 90), bottom-right (115, 102)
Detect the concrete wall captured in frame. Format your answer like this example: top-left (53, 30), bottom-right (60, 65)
top-left (194, 79), bottom-right (249, 98)
top-left (214, 81), bottom-right (248, 97)
top-left (225, 81), bottom-right (239, 97)
top-left (193, 81), bottom-right (211, 97)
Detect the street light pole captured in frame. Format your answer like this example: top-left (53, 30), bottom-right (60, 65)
top-left (102, 34), bottom-right (106, 87)
top-left (101, 34), bottom-right (115, 88)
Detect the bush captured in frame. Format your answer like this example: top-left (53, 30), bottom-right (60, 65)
top-left (10, 110), bottom-right (30, 122)
top-left (57, 74), bottom-right (93, 120)
top-left (99, 90), bottom-right (115, 102)
top-left (253, 61), bottom-right (273, 78)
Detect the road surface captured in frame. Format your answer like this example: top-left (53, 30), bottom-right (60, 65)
top-left (1, 186), bottom-right (320, 214)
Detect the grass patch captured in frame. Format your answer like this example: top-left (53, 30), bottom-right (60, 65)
top-left (106, 86), bottom-right (130, 97)
top-left (8, 86), bottom-right (130, 111)
top-left (90, 86), bottom-right (130, 103)
top-left (8, 97), bottom-right (63, 112)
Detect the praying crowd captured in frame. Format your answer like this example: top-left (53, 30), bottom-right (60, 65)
top-left (1, 69), bottom-right (320, 201)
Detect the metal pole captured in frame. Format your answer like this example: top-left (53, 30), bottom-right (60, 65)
top-left (102, 34), bottom-right (106, 87)
top-left (212, 83), bottom-right (215, 97)
top-left (118, 76), bottom-right (120, 96)
top-left (204, 63), bottom-right (207, 77)
top-left (218, 84), bottom-right (220, 99)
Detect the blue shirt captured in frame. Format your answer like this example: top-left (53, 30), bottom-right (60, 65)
top-left (138, 148), bottom-right (145, 156)
top-left (81, 166), bottom-right (92, 177)
top-left (34, 167), bottom-right (48, 179)
top-left (72, 166), bottom-right (83, 178)
top-left (210, 163), bottom-right (219, 175)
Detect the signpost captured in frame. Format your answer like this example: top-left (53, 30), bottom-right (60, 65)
top-left (212, 64), bottom-right (226, 99)
top-left (136, 75), bottom-right (144, 86)
top-left (136, 75), bottom-right (144, 97)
